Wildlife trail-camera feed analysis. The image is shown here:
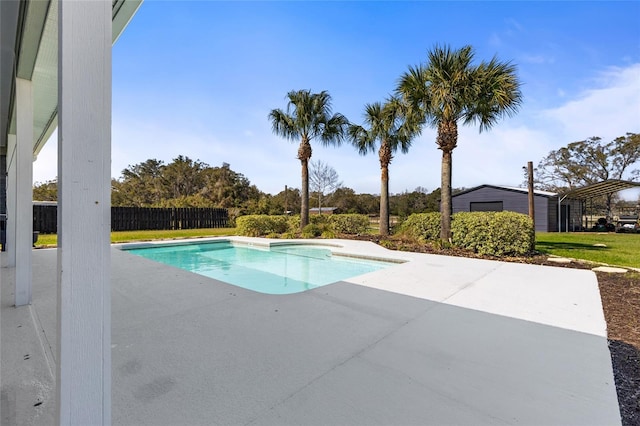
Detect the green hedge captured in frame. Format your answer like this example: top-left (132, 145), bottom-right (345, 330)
top-left (236, 215), bottom-right (290, 237)
top-left (452, 211), bottom-right (534, 256)
top-left (398, 211), bottom-right (534, 256)
top-left (310, 214), bottom-right (331, 225)
top-left (486, 211), bottom-right (535, 256)
top-left (328, 214), bottom-right (370, 234)
top-left (397, 212), bottom-right (441, 241)
top-left (236, 213), bottom-right (370, 237)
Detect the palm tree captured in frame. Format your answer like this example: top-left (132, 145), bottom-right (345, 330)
top-left (397, 45), bottom-right (522, 241)
top-left (348, 97), bottom-right (420, 235)
top-left (269, 90), bottom-right (348, 229)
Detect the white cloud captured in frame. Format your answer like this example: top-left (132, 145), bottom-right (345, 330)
top-left (505, 18), bottom-right (524, 33)
top-left (448, 125), bottom-right (552, 188)
top-left (542, 63), bottom-right (640, 142)
top-left (520, 54), bottom-right (555, 64)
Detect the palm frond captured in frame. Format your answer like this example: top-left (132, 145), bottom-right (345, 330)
top-left (347, 124), bottom-right (375, 156)
top-left (268, 109), bottom-right (299, 141)
top-left (320, 113), bottom-right (349, 147)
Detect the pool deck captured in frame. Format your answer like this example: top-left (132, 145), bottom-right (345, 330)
top-left (1, 238), bottom-right (621, 425)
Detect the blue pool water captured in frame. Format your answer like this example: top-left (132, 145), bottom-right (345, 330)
top-left (125, 242), bottom-right (394, 294)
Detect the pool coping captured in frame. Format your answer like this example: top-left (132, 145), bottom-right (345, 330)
top-left (114, 236), bottom-right (410, 264)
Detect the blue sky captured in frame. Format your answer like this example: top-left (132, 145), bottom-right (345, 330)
top-left (34, 1), bottom-right (640, 199)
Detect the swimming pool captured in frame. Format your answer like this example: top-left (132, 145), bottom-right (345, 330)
top-left (124, 241), bottom-right (396, 294)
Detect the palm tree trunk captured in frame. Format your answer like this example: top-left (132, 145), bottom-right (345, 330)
top-left (380, 165), bottom-right (390, 236)
top-left (301, 158), bottom-right (309, 229)
top-left (379, 143), bottom-right (392, 236)
top-left (440, 149), bottom-right (453, 241)
top-left (298, 138), bottom-right (312, 230)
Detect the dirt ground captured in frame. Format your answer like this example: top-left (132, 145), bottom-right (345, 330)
top-left (347, 234), bottom-right (640, 425)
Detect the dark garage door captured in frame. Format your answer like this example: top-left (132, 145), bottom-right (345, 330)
top-left (470, 201), bottom-right (504, 212)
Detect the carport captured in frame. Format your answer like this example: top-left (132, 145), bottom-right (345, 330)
top-left (557, 179), bottom-right (640, 231)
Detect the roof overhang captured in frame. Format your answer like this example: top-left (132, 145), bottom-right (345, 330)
top-left (0, 0), bottom-right (143, 157)
top-left (452, 184), bottom-right (558, 198)
top-left (559, 179), bottom-right (640, 200)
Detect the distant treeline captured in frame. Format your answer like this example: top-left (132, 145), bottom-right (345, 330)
top-left (33, 156), bottom-right (452, 218)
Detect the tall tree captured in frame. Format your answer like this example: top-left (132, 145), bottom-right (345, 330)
top-left (309, 160), bottom-right (342, 214)
top-left (397, 45), bottom-right (522, 241)
top-left (329, 187), bottom-right (358, 213)
top-left (114, 158), bottom-right (166, 206)
top-left (348, 97), bottom-right (419, 235)
top-left (112, 157), bottom-right (262, 209)
top-left (535, 133), bottom-right (640, 214)
top-left (269, 90), bottom-right (348, 229)
top-left (33, 179), bottom-right (58, 201)
top-left (162, 155), bottom-right (207, 199)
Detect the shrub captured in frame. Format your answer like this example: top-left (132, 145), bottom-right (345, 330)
top-left (302, 223), bottom-right (322, 238)
top-left (397, 212), bottom-right (441, 241)
top-left (236, 215), bottom-right (289, 237)
top-left (321, 230), bottom-right (337, 239)
top-left (310, 214), bottom-right (330, 225)
top-left (450, 212), bottom-right (493, 253)
top-left (451, 211), bottom-right (534, 256)
top-left (487, 211), bottom-right (535, 256)
top-left (287, 215), bottom-right (301, 232)
top-left (328, 214), bottom-right (370, 235)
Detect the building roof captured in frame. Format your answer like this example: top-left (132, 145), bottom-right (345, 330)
top-left (558, 179), bottom-right (640, 200)
top-left (452, 184), bottom-right (558, 198)
top-left (309, 207), bottom-right (339, 212)
top-left (0, 0), bottom-right (143, 157)
top-left (453, 181), bottom-right (640, 202)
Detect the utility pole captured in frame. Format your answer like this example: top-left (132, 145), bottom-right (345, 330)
top-left (527, 161), bottom-right (536, 251)
top-left (527, 161), bottom-right (535, 225)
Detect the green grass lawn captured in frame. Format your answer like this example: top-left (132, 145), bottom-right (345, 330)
top-left (35, 228), bottom-right (237, 247)
top-left (536, 232), bottom-right (640, 268)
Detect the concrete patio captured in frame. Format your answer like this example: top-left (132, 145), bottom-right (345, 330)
top-left (1, 239), bottom-right (621, 425)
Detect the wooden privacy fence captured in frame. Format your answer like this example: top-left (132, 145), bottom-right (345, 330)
top-left (33, 204), bottom-right (57, 234)
top-left (33, 205), bottom-right (228, 234)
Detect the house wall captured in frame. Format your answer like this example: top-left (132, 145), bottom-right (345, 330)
top-left (452, 187), bottom-right (551, 232)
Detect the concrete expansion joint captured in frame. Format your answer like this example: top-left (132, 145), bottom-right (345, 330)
top-left (440, 263), bottom-right (503, 305)
top-left (29, 305), bottom-right (56, 380)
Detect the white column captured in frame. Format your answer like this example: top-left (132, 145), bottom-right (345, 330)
top-left (15, 78), bottom-right (33, 306)
top-left (4, 134), bottom-right (16, 268)
top-left (57, 1), bottom-right (112, 424)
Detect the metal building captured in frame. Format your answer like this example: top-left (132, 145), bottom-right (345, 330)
top-left (452, 185), bottom-right (582, 232)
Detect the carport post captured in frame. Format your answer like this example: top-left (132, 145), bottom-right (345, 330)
top-left (57, 0), bottom-right (112, 424)
top-left (558, 194), bottom-right (568, 232)
top-left (558, 195), bottom-right (560, 232)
